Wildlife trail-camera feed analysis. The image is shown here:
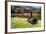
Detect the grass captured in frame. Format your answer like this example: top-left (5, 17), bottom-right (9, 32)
top-left (11, 17), bottom-right (41, 28)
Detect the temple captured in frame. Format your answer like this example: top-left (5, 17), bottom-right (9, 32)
top-left (11, 6), bottom-right (32, 18)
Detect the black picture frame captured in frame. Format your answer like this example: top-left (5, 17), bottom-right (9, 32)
top-left (5, 1), bottom-right (45, 34)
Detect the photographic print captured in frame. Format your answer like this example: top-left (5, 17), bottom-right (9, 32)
top-left (7, 2), bottom-right (45, 32)
top-left (11, 5), bottom-right (41, 28)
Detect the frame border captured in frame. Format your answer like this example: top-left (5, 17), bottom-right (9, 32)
top-left (5, 1), bottom-right (45, 34)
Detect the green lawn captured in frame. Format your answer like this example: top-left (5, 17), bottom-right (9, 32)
top-left (11, 17), bottom-right (41, 28)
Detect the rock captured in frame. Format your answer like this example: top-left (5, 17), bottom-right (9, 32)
top-left (28, 17), bottom-right (37, 24)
